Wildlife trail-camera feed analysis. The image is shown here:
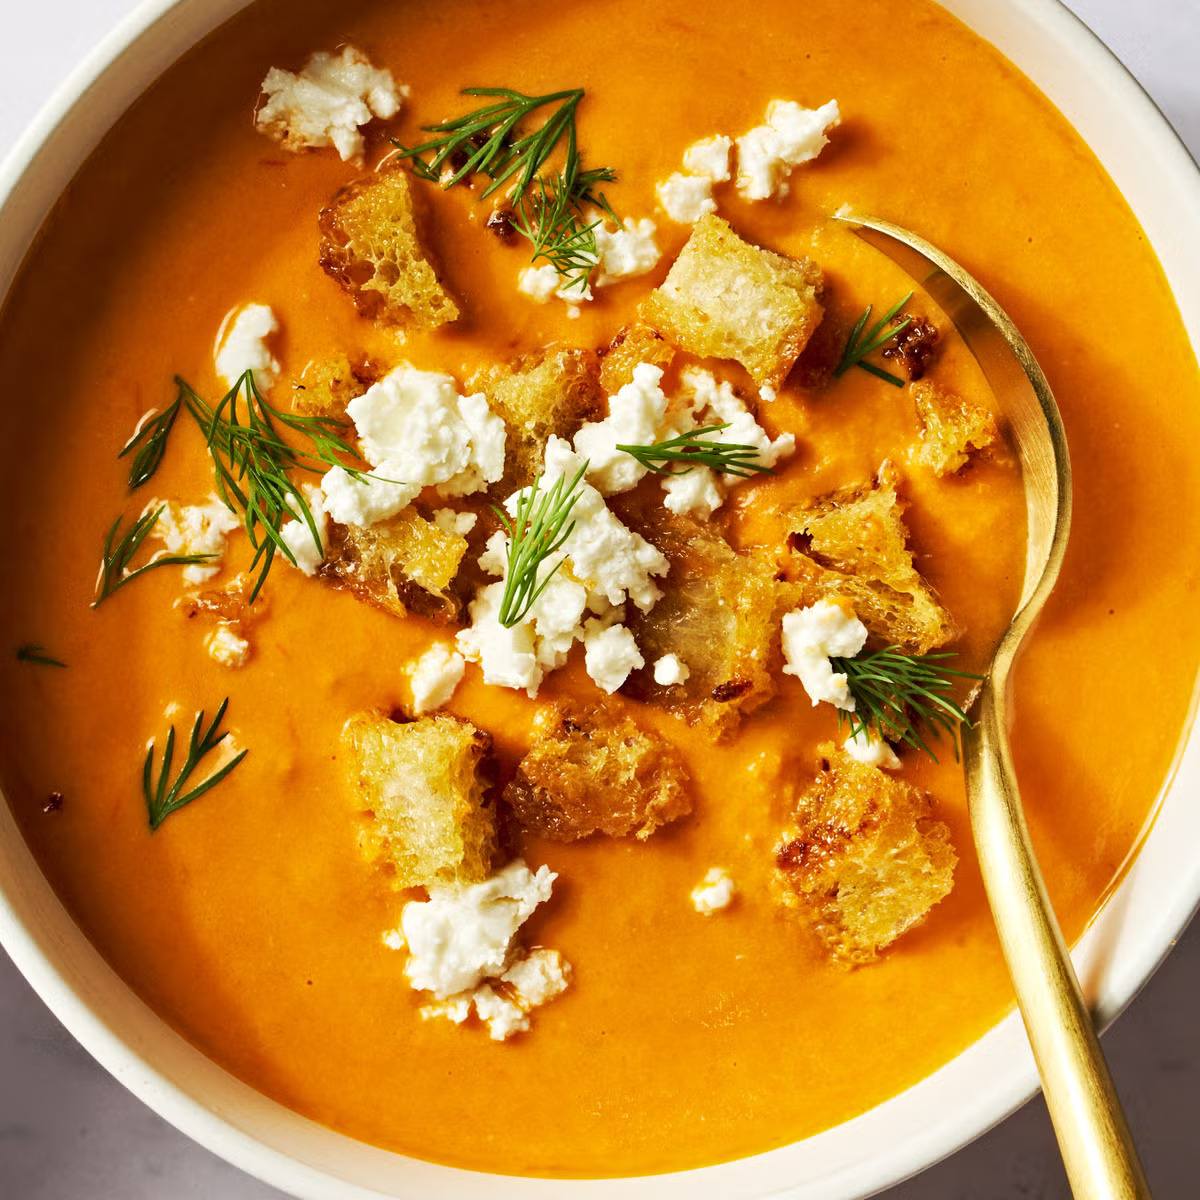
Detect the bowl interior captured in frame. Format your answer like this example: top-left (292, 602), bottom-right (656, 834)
top-left (0, 1), bottom-right (1197, 1197)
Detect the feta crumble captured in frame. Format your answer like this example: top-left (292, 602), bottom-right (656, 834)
top-left (143, 495), bottom-right (240, 584)
top-left (432, 948), bottom-right (571, 1042)
top-left (256, 46), bottom-right (405, 163)
top-left (319, 465), bottom-right (421, 528)
top-left (518, 262), bottom-right (594, 306)
top-left (408, 643), bottom-right (466, 715)
top-left (582, 620), bottom-right (644, 694)
top-left (206, 622), bottom-right (250, 668)
top-left (691, 867), bottom-right (736, 915)
top-left (653, 653), bottom-right (690, 686)
top-left (780, 599), bottom-right (868, 710)
top-left (736, 99), bottom-right (840, 201)
top-left (574, 362), bottom-right (670, 494)
top-left (280, 484), bottom-right (328, 575)
top-left (683, 134), bottom-right (734, 182)
top-left (214, 303), bottom-right (280, 392)
top-left (843, 727), bottom-right (902, 769)
top-left (657, 172), bottom-right (717, 224)
top-left (431, 508), bottom-right (478, 538)
top-left (593, 218), bottom-right (661, 286)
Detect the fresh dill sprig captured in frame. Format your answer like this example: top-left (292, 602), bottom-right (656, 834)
top-left (617, 424), bottom-right (774, 479)
top-left (834, 294), bottom-right (914, 387)
top-left (179, 371), bottom-right (372, 602)
top-left (119, 395), bottom-right (182, 490)
top-left (93, 506), bottom-right (215, 608)
top-left (493, 462), bottom-right (588, 627)
top-left (832, 646), bottom-right (980, 761)
top-left (16, 643), bottom-right (67, 668)
top-left (394, 86), bottom-right (618, 290)
top-left (142, 698), bottom-right (247, 831)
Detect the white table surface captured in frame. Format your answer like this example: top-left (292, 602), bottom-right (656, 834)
top-left (1, 1), bottom-right (1197, 1196)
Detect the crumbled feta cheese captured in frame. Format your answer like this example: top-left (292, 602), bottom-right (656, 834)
top-left (431, 508), bottom-right (478, 538)
top-left (319, 464), bottom-right (421, 527)
top-left (345, 366), bottom-right (506, 504)
top-left (456, 582), bottom-right (543, 696)
top-left (574, 362), bottom-right (670, 494)
top-left (593, 218), bottom-right (661, 287)
top-left (214, 303), bottom-right (280, 391)
top-left (419, 995), bottom-right (472, 1025)
top-left (471, 949), bottom-right (571, 1041)
top-left (657, 172), bottom-right (717, 224)
top-left (280, 483), bottom-right (328, 575)
top-left (408, 643), bottom-right (466, 715)
top-left (759, 384), bottom-right (778, 402)
top-left (401, 860), bottom-right (556, 999)
top-left (662, 464), bottom-right (723, 518)
top-left (256, 46), bottom-right (405, 163)
top-left (683, 134), bottom-right (734, 182)
top-left (653, 653), bottom-right (690, 686)
top-left (205, 622), bottom-right (250, 668)
top-left (582, 620), bottom-right (644, 694)
top-left (381, 928), bottom-right (405, 951)
top-left (781, 599), bottom-right (868, 710)
top-left (539, 437), bottom-right (668, 612)
top-left (143, 495), bottom-right (239, 583)
top-left (470, 984), bottom-right (529, 1041)
top-left (843, 728), bottom-right (902, 769)
top-left (691, 867), bottom-right (736, 915)
top-left (517, 262), bottom-right (595, 306)
top-left (735, 99), bottom-right (840, 201)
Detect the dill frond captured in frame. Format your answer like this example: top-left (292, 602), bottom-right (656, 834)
top-left (834, 293), bottom-right (914, 387)
top-left (617, 424), bottom-right (773, 478)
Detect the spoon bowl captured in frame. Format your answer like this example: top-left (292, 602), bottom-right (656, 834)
top-left (836, 211), bottom-right (1149, 1199)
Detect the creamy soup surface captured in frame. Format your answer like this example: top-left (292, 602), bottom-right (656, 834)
top-left (0, 0), bottom-right (1197, 1179)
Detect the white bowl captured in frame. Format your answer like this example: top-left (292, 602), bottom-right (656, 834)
top-left (1, 1), bottom-right (1197, 1197)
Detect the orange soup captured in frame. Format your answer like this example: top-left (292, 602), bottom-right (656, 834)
top-left (0, 0), bottom-right (1197, 1180)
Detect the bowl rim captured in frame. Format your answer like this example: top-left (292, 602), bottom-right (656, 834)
top-left (0, 1), bottom-right (1197, 1198)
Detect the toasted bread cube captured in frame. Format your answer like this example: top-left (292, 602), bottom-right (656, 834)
top-left (598, 322), bottom-right (676, 395)
top-left (643, 214), bottom-right (824, 390)
top-left (291, 354), bottom-right (376, 418)
top-left (325, 508), bottom-right (468, 623)
top-left (479, 347), bottom-right (602, 490)
top-left (786, 463), bottom-right (955, 654)
top-left (318, 168), bottom-right (459, 330)
top-left (910, 380), bottom-right (999, 476)
top-left (623, 509), bottom-right (791, 737)
top-left (345, 712), bottom-right (497, 889)
top-left (775, 745), bottom-right (956, 964)
top-left (504, 702), bottom-right (691, 841)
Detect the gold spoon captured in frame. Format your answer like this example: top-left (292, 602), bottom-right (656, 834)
top-left (835, 212), bottom-right (1150, 1199)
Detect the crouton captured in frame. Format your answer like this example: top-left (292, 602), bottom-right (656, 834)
top-left (479, 347), bottom-right (602, 489)
top-left (910, 379), bottom-right (999, 477)
top-left (775, 744), bottom-right (956, 964)
top-left (598, 322), bottom-right (675, 395)
top-left (318, 168), bottom-right (459, 330)
top-left (643, 214), bottom-right (824, 390)
top-left (291, 354), bottom-right (377, 418)
top-left (622, 509), bottom-right (793, 736)
top-left (504, 702), bottom-right (691, 841)
top-left (345, 711), bottom-right (497, 889)
top-left (324, 508), bottom-right (468, 623)
top-left (785, 463), bottom-right (955, 653)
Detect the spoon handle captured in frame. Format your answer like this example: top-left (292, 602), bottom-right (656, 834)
top-left (966, 676), bottom-right (1151, 1199)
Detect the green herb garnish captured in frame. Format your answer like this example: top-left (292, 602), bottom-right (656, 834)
top-left (93, 506), bottom-right (215, 608)
top-left (119, 395), bottom-right (182, 490)
top-left (493, 463), bottom-right (588, 628)
top-left (834, 294), bottom-right (914, 387)
top-left (832, 646), bottom-right (980, 761)
top-left (617, 424), bottom-right (773, 479)
top-left (394, 87), bottom-right (618, 295)
top-left (178, 371), bottom-right (373, 602)
top-left (142, 698), bottom-right (247, 831)
top-left (16, 643), bottom-right (67, 668)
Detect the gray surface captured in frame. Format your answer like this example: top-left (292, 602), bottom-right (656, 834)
top-left (1, 0), bottom-right (1197, 1196)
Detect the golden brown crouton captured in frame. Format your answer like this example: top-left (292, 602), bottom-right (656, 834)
top-left (324, 508), bottom-right (468, 623)
top-left (775, 745), bottom-right (956, 964)
top-left (623, 509), bottom-right (794, 737)
top-left (504, 702), bottom-right (691, 841)
top-left (785, 463), bottom-right (955, 654)
top-left (598, 322), bottom-right (675, 395)
top-left (478, 347), bottom-right (602, 490)
top-left (910, 380), bottom-right (999, 477)
top-left (345, 712), bottom-right (497, 889)
top-left (643, 214), bottom-right (824, 390)
top-left (291, 354), bottom-right (377, 418)
top-left (318, 168), bottom-right (459, 330)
